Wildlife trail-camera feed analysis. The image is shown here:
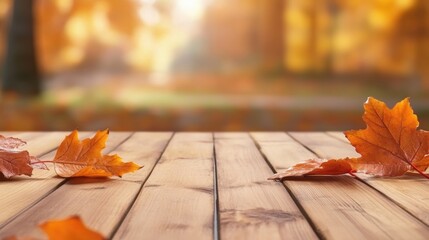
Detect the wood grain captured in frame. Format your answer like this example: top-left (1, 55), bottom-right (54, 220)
top-left (295, 131), bottom-right (429, 225)
top-left (252, 132), bottom-right (429, 239)
top-left (215, 132), bottom-right (317, 240)
top-left (0, 131), bottom-right (134, 233)
top-left (113, 133), bottom-right (214, 240)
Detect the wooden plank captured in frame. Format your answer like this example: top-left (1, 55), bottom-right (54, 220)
top-left (248, 132), bottom-right (316, 172)
top-left (293, 132), bottom-right (429, 226)
top-left (113, 133), bottom-right (214, 240)
top-left (20, 132), bottom-right (78, 156)
top-left (252, 132), bottom-right (428, 239)
top-left (326, 131), bottom-right (348, 142)
top-left (0, 131), bottom-right (132, 229)
top-left (215, 133), bottom-right (317, 240)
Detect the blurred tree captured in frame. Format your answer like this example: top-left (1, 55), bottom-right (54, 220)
top-left (412, 0), bottom-right (429, 89)
top-left (0, 0), bottom-right (12, 67)
top-left (258, 0), bottom-right (284, 73)
top-left (3, 0), bottom-right (40, 96)
top-left (390, 0), bottom-right (429, 90)
top-left (35, 0), bottom-right (143, 74)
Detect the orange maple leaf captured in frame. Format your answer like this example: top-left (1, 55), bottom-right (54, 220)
top-left (269, 97), bottom-right (429, 180)
top-left (346, 97), bottom-right (429, 176)
top-left (40, 215), bottom-right (105, 240)
top-left (0, 135), bottom-right (41, 178)
top-left (53, 130), bottom-right (141, 177)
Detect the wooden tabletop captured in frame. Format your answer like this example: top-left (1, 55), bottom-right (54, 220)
top-left (0, 132), bottom-right (428, 239)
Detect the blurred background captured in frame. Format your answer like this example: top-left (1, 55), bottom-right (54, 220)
top-left (0, 0), bottom-right (428, 131)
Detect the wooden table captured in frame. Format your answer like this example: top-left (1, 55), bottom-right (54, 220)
top-left (0, 132), bottom-right (428, 239)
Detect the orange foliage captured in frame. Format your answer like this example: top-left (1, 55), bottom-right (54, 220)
top-left (346, 97), bottom-right (429, 176)
top-left (270, 97), bottom-right (429, 180)
top-left (5, 216), bottom-right (105, 240)
top-left (35, 0), bottom-right (143, 73)
top-left (53, 130), bottom-right (141, 177)
top-left (40, 216), bottom-right (105, 240)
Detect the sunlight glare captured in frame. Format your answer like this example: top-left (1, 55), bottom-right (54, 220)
top-left (173, 0), bottom-right (209, 20)
top-left (138, 6), bottom-right (161, 25)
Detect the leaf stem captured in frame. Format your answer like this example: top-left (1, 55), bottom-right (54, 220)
top-left (34, 160), bottom-right (54, 164)
top-left (409, 163), bottom-right (429, 180)
top-left (31, 159), bottom-right (47, 164)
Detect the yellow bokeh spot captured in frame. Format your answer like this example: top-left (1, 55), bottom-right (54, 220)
top-left (55, 0), bottom-right (73, 13)
top-left (65, 15), bottom-right (89, 45)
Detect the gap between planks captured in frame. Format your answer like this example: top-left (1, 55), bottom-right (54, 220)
top-left (212, 133), bottom-right (220, 240)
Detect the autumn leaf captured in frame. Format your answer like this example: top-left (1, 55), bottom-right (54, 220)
top-left (4, 216), bottom-right (105, 240)
top-left (0, 135), bottom-right (26, 150)
top-left (345, 97), bottom-right (429, 176)
top-left (268, 158), bottom-right (353, 180)
top-left (53, 130), bottom-right (141, 177)
top-left (40, 216), bottom-right (105, 240)
top-left (0, 135), bottom-right (42, 178)
top-left (269, 97), bottom-right (429, 180)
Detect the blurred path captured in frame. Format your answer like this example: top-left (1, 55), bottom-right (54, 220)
top-left (2, 71), bottom-right (426, 131)
top-left (44, 71), bottom-right (429, 111)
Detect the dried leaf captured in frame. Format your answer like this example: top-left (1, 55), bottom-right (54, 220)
top-left (346, 97), bottom-right (429, 176)
top-left (40, 216), bottom-right (105, 240)
top-left (268, 158), bottom-right (353, 180)
top-left (53, 130), bottom-right (141, 177)
top-left (0, 135), bottom-right (41, 178)
top-left (0, 135), bottom-right (26, 150)
top-left (269, 97), bottom-right (429, 181)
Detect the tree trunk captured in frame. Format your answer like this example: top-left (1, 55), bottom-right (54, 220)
top-left (3, 0), bottom-right (40, 96)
